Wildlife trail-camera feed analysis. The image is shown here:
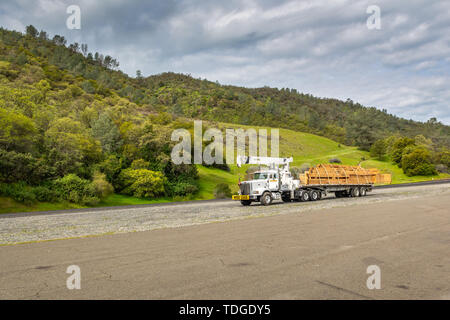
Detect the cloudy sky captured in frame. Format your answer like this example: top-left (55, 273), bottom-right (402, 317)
top-left (1, 0), bottom-right (449, 124)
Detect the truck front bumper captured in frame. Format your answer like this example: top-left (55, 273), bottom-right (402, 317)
top-left (232, 195), bottom-right (250, 201)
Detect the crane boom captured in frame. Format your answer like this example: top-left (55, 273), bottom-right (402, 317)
top-left (236, 156), bottom-right (293, 168)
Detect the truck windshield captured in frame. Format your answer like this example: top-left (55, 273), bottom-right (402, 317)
top-left (253, 173), bottom-right (269, 180)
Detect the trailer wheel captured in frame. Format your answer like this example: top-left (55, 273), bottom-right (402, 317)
top-left (261, 192), bottom-right (273, 206)
top-left (351, 187), bottom-right (360, 197)
top-left (300, 191), bottom-right (310, 202)
top-left (360, 188), bottom-right (366, 196)
top-left (310, 190), bottom-right (319, 201)
top-left (241, 200), bottom-right (252, 206)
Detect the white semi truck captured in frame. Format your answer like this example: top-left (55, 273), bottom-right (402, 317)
top-left (232, 156), bottom-right (375, 206)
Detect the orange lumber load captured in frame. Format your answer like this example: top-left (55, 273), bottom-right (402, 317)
top-left (299, 164), bottom-right (391, 185)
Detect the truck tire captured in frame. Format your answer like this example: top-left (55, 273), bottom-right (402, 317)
top-left (309, 190), bottom-right (319, 201)
top-left (241, 200), bottom-right (252, 206)
top-left (261, 192), bottom-right (273, 206)
top-left (360, 188), bottom-right (366, 196)
top-left (300, 191), bottom-right (310, 202)
top-left (351, 187), bottom-right (360, 197)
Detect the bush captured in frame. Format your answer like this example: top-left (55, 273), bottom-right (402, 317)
top-left (33, 185), bottom-right (60, 202)
top-left (169, 181), bottom-right (199, 197)
top-left (329, 158), bottom-right (342, 164)
top-left (92, 172), bottom-right (114, 199)
top-left (0, 182), bottom-right (36, 205)
top-left (435, 164), bottom-right (448, 174)
top-left (437, 151), bottom-right (450, 168)
top-left (0, 150), bottom-right (55, 184)
top-left (391, 137), bottom-right (415, 165)
top-left (97, 155), bottom-right (123, 188)
top-left (213, 183), bottom-right (232, 199)
top-left (130, 159), bottom-right (150, 170)
top-left (53, 174), bottom-right (99, 205)
top-left (401, 147), bottom-right (437, 176)
top-left (11, 188), bottom-right (36, 205)
top-left (119, 169), bottom-right (165, 198)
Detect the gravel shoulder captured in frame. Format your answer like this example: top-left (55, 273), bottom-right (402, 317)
top-left (1, 183), bottom-right (449, 245)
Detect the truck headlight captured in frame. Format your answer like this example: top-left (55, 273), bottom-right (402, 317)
top-left (253, 191), bottom-right (260, 194)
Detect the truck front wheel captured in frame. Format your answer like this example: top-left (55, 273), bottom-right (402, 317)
top-left (261, 192), bottom-right (273, 206)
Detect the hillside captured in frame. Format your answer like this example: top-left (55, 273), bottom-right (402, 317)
top-left (1, 27), bottom-right (448, 150)
top-left (0, 26), bottom-right (449, 213)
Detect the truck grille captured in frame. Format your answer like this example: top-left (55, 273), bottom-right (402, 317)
top-left (240, 183), bottom-right (251, 195)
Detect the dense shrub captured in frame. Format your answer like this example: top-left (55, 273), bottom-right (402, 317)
top-left (213, 183), bottom-right (232, 199)
top-left (53, 174), bottom-right (100, 205)
top-left (167, 181), bottom-right (199, 197)
top-left (0, 182), bottom-right (36, 205)
top-left (96, 155), bottom-right (123, 188)
top-left (130, 159), bottom-right (150, 170)
top-left (32, 185), bottom-right (60, 202)
top-left (118, 169), bottom-right (165, 198)
top-left (437, 150), bottom-right (450, 168)
top-left (0, 150), bottom-right (55, 184)
top-left (391, 137), bottom-right (415, 165)
top-left (92, 172), bottom-right (114, 198)
top-left (401, 147), bottom-right (437, 176)
top-left (435, 164), bottom-right (448, 174)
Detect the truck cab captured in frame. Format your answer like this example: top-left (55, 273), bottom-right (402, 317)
top-left (233, 157), bottom-right (300, 206)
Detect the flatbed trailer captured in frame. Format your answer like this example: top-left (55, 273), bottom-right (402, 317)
top-left (288, 183), bottom-right (373, 202)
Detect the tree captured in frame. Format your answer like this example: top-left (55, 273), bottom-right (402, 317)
top-left (91, 113), bottom-right (123, 153)
top-left (0, 150), bottom-right (54, 184)
top-left (52, 35), bottom-right (67, 46)
top-left (370, 139), bottom-right (387, 160)
top-left (45, 118), bottom-right (101, 176)
top-left (390, 137), bottom-right (415, 165)
top-left (345, 111), bottom-right (378, 151)
top-left (38, 30), bottom-right (48, 40)
top-left (0, 108), bottom-right (37, 153)
top-left (25, 25), bottom-right (38, 38)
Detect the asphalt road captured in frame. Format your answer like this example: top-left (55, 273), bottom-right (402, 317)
top-left (0, 185), bottom-right (449, 299)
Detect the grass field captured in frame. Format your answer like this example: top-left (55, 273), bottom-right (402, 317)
top-left (1, 122), bottom-right (448, 213)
